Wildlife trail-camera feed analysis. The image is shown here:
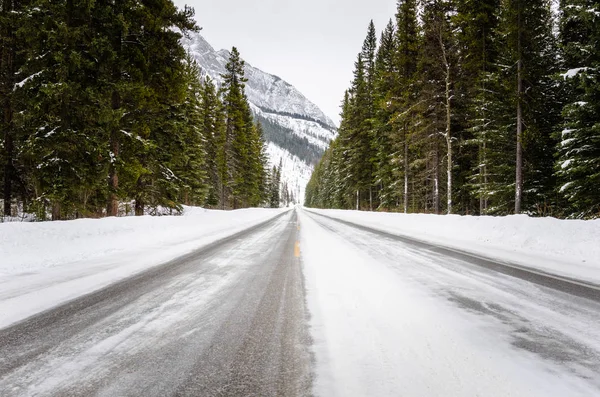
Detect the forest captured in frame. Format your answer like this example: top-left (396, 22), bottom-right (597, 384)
top-left (305, 0), bottom-right (600, 219)
top-left (0, 0), bottom-right (279, 220)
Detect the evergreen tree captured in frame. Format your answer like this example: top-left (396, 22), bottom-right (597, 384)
top-left (361, 20), bottom-right (378, 210)
top-left (491, 0), bottom-right (559, 214)
top-left (220, 47), bottom-right (246, 209)
top-left (394, 0), bottom-right (420, 213)
top-left (18, 0), bottom-right (110, 219)
top-left (1, 0), bottom-right (30, 216)
top-left (268, 160), bottom-right (282, 208)
top-left (307, 0), bottom-right (597, 219)
top-left (418, 0), bottom-right (459, 214)
top-left (174, 56), bottom-right (208, 207)
top-left (556, 0), bottom-right (600, 217)
top-left (373, 20), bottom-right (399, 210)
top-left (201, 76), bottom-right (224, 208)
top-left (124, 1), bottom-right (197, 215)
top-left (455, 0), bottom-right (501, 214)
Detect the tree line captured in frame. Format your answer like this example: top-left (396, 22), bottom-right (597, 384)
top-left (305, 0), bottom-right (600, 219)
top-left (0, 1), bottom-right (281, 220)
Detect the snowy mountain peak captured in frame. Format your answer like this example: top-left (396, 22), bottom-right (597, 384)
top-left (183, 33), bottom-right (336, 130)
top-left (182, 32), bottom-right (337, 202)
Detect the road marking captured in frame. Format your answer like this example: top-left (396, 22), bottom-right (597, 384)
top-left (294, 241), bottom-right (300, 258)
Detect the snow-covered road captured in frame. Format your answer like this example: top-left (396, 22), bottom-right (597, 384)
top-left (0, 207), bottom-right (598, 396)
top-left (0, 211), bottom-right (311, 396)
top-left (300, 208), bottom-right (600, 397)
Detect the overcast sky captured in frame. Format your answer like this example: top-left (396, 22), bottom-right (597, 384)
top-left (173, 0), bottom-right (398, 125)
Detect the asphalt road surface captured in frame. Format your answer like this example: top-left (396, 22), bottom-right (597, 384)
top-left (0, 211), bottom-right (312, 397)
top-left (302, 209), bottom-right (600, 395)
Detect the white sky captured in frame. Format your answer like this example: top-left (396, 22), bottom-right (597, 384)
top-left (173, 0), bottom-right (398, 125)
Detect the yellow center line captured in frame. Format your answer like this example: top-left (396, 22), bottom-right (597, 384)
top-left (294, 241), bottom-right (300, 258)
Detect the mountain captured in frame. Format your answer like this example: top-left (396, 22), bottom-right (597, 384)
top-left (181, 32), bottom-right (337, 203)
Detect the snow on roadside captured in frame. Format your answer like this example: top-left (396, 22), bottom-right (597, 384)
top-left (298, 209), bottom-right (597, 397)
top-left (305, 208), bottom-right (600, 284)
top-left (0, 207), bottom-right (286, 329)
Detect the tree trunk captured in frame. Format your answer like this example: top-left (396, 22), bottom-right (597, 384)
top-left (3, 104), bottom-right (13, 217)
top-left (438, 27), bottom-right (453, 215)
top-left (480, 27), bottom-right (489, 216)
top-left (445, 63), bottom-right (453, 215)
top-left (403, 125), bottom-right (409, 214)
top-left (135, 199), bottom-right (144, 216)
top-left (107, 112), bottom-right (120, 217)
top-left (515, 6), bottom-right (523, 215)
top-left (515, 65), bottom-right (523, 214)
top-left (52, 202), bottom-right (61, 221)
top-left (1, 0), bottom-right (15, 217)
top-left (221, 183), bottom-right (225, 210)
top-left (107, 1), bottom-right (122, 217)
top-left (480, 139), bottom-right (488, 215)
top-left (434, 145), bottom-right (440, 215)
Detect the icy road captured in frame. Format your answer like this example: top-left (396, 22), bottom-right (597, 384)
top-left (1, 208), bottom-right (599, 396)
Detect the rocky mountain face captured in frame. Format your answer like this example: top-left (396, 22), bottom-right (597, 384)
top-left (181, 32), bottom-right (337, 202)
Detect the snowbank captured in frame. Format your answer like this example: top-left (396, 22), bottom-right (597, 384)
top-left (305, 208), bottom-right (600, 284)
top-left (0, 207), bottom-right (287, 328)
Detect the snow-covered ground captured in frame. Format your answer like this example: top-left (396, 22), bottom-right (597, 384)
top-left (299, 208), bottom-right (600, 396)
top-left (305, 208), bottom-right (600, 285)
top-left (0, 207), bottom-right (286, 328)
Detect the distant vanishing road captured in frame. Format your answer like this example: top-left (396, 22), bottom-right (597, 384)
top-left (1, 208), bottom-right (599, 396)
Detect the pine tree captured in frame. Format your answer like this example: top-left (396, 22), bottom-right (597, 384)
top-left (220, 47), bottom-right (266, 209)
top-left (395, 0), bottom-right (420, 213)
top-left (556, 0), bottom-right (600, 217)
top-left (18, 0), bottom-right (111, 219)
top-left (0, 0), bottom-right (30, 216)
top-left (174, 56), bottom-right (208, 207)
top-left (373, 20), bottom-right (399, 210)
top-left (455, 0), bottom-right (501, 214)
top-left (491, 0), bottom-right (559, 214)
top-left (221, 47), bottom-right (250, 209)
top-left (201, 76), bottom-right (224, 208)
top-left (419, 0), bottom-right (459, 214)
top-left (361, 20), bottom-right (378, 210)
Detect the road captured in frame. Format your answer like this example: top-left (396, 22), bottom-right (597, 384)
top-left (301, 209), bottom-right (600, 396)
top-left (0, 211), bottom-right (312, 397)
top-left (1, 208), bottom-right (599, 396)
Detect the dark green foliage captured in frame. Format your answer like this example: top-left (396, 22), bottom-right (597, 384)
top-left (489, 0), bottom-right (560, 215)
top-left (1, 0), bottom-right (31, 217)
top-left (219, 47), bottom-right (268, 209)
top-left (201, 76), bottom-right (224, 208)
top-left (307, 0), bottom-right (597, 218)
top-left (0, 2), bottom-right (269, 220)
top-left (268, 160), bottom-right (282, 208)
top-left (556, 0), bottom-right (600, 217)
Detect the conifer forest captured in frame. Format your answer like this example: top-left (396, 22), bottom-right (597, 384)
top-left (0, 1), bottom-right (280, 220)
top-left (305, 0), bottom-right (600, 219)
